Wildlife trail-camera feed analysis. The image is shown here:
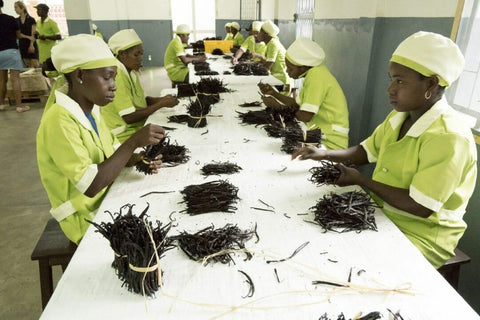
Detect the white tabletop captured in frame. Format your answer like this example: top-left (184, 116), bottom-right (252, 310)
top-left (40, 85), bottom-right (479, 320)
top-left (189, 54), bottom-right (283, 86)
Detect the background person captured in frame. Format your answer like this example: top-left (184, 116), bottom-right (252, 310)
top-left (0, 0), bottom-right (29, 112)
top-left (229, 21), bottom-right (244, 48)
top-left (164, 24), bottom-right (206, 84)
top-left (37, 34), bottom-right (166, 244)
top-left (259, 37), bottom-right (349, 150)
top-left (292, 31), bottom-right (477, 269)
top-left (224, 22), bottom-right (232, 40)
top-left (102, 29), bottom-right (179, 143)
top-left (14, 1), bottom-right (39, 68)
top-left (231, 21), bottom-right (266, 64)
top-left (33, 3), bottom-right (61, 64)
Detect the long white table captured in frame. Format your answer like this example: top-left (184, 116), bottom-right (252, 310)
top-left (40, 84), bottom-right (479, 320)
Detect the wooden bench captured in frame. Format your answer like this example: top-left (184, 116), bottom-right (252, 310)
top-left (438, 248), bottom-right (471, 290)
top-left (31, 218), bottom-right (77, 309)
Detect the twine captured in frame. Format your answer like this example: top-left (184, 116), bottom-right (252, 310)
top-left (128, 262), bottom-right (158, 273)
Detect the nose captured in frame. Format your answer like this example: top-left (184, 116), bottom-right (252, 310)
top-left (387, 82), bottom-right (395, 96)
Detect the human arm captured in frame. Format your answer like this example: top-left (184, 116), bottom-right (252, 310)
top-left (122, 95), bottom-right (179, 124)
top-left (232, 48), bottom-right (245, 64)
top-left (291, 144), bottom-right (369, 166)
top-left (38, 34), bottom-right (61, 40)
top-left (258, 82), bottom-right (297, 109)
top-left (180, 54), bottom-right (207, 65)
top-left (84, 124), bottom-right (165, 196)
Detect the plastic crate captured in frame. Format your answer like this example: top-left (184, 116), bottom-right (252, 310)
top-left (204, 40), bottom-right (233, 53)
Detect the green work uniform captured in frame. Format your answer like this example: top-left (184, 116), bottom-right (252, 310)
top-left (240, 35), bottom-right (256, 53)
top-left (255, 41), bottom-right (266, 57)
top-left (43, 75), bottom-right (67, 115)
top-left (232, 32), bottom-right (244, 47)
top-left (36, 17), bottom-right (60, 63)
top-left (224, 33), bottom-right (233, 41)
top-left (102, 60), bottom-right (147, 142)
top-left (265, 37), bottom-right (292, 86)
top-left (360, 97), bottom-right (477, 268)
top-left (37, 92), bottom-right (119, 244)
top-left (295, 64), bottom-right (349, 150)
top-left (164, 36), bottom-right (189, 82)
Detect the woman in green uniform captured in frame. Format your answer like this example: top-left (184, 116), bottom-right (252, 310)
top-left (229, 21), bottom-right (244, 48)
top-left (231, 21), bottom-right (266, 64)
top-left (224, 23), bottom-right (233, 40)
top-left (33, 3), bottom-right (60, 64)
top-left (37, 34), bottom-right (166, 244)
top-left (258, 37), bottom-right (349, 150)
top-left (164, 24), bottom-right (207, 84)
top-left (292, 31), bottom-right (477, 269)
top-left (102, 29), bottom-right (179, 143)
top-left (252, 20), bottom-right (293, 91)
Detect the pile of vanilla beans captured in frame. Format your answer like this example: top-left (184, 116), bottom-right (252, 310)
top-left (135, 135), bottom-right (190, 174)
top-left (201, 161), bottom-right (242, 176)
top-left (86, 204), bottom-right (174, 296)
top-left (180, 180), bottom-right (239, 215)
top-left (281, 127), bottom-right (322, 154)
top-left (310, 191), bottom-right (378, 233)
top-left (171, 224), bottom-right (257, 265)
top-left (233, 62), bottom-right (269, 76)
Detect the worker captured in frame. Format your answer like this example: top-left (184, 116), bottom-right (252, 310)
top-left (37, 34), bottom-right (166, 244)
top-left (230, 21), bottom-right (244, 48)
top-left (231, 21), bottom-right (266, 64)
top-left (252, 20), bottom-right (293, 92)
top-left (103, 29), bottom-right (179, 142)
top-left (259, 37), bottom-right (349, 150)
top-left (224, 22), bottom-right (232, 40)
top-left (292, 31), bottom-right (477, 269)
top-left (33, 3), bottom-right (61, 64)
top-left (164, 24), bottom-right (207, 84)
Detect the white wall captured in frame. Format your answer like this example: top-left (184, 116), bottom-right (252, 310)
top-left (215, 0), bottom-right (240, 19)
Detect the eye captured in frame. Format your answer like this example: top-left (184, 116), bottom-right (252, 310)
top-left (396, 79), bottom-right (403, 84)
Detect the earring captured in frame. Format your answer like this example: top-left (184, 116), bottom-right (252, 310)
top-left (78, 79), bottom-right (83, 84)
top-left (425, 91), bottom-right (432, 100)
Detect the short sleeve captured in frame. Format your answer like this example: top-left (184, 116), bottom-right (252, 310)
top-left (112, 71), bottom-right (135, 116)
top-left (410, 134), bottom-right (472, 211)
top-left (265, 41), bottom-right (278, 62)
top-left (51, 20), bottom-right (60, 35)
top-left (298, 72), bottom-right (327, 114)
top-left (173, 39), bottom-right (186, 57)
top-left (44, 113), bottom-right (95, 191)
top-left (360, 120), bottom-right (389, 163)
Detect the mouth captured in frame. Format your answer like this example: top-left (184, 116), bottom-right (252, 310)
top-left (106, 95), bottom-right (115, 102)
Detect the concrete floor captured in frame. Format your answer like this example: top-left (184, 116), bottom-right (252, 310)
top-left (0, 66), bottom-right (171, 320)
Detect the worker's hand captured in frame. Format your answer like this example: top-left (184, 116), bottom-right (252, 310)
top-left (261, 95), bottom-right (283, 109)
top-left (335, 163), bottom-right (363, 187)
top-left (39, 35), bottom-right (47, 40)
top-left (131, 124), bottom-right (165, 148)
top-left (148, 154), bottom-right (163, 174)
top-left (258, 82), bottom-right (276, 96)
top-left (28, 45), bottom-right (35, 54)
top-left (159, 95), bottom-right (179, 108)
top-left (197, 54), bottom-right (207, 62)
top-left (291, 145), bottom-right (327, 161)
top-left (33, 31), bottom-right (39, 39)
top-left (231, 57), bottom-right (238, 65)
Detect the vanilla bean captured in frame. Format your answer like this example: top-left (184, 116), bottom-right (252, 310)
top-left (238, 270), bottom-right (255, 298)
top-left (266, 241), bottom-right (310, 264)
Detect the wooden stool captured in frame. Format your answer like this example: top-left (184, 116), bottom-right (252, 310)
top-left (31, 218), bottom-right (77, 309)
top-left (437, 248), bottom-right (471, 290)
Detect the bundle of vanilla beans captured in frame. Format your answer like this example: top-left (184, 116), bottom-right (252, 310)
top-left (237, 109), bottom-right (274, 126)
top-left (180, 180), bottom-right (239, 215)
top-left (201, 161), bottom-right (242, 176)
top-left (135, 136), bottom-right (190, 174)
top-left (171, 224), bottom-right (257, 265)
top-left (86, 203), bottom-right (174, 296)
top-left (309, 160), bottom-right (356, 186)
top-left (264, 120), bottom-right (301, 138)
top-left (281, 127), bottom-right (322, 154)
top-left (211, 48), bottom-right (224, 55)
top-left (233, 62), bottom-right (269, 76)
top-left (186, 98), bottom-right (212, 128)
top-left (310, 191), bottom-right (378, 233)
top-left (193, 62), bottom-right (211, 72)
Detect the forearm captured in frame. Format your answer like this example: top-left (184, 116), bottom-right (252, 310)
top-left (324, 145), bottom-right (369, 165)
top-left (122, 105), bottom-right (159, 124)
top-left (234, 48), bottom-right (245, 60)
top-left (84, 139), bottom-right (137, 197)
top-left (357, 176), bottom-right (433, 218)
top-left (270, 91), bottom-right (297, 108)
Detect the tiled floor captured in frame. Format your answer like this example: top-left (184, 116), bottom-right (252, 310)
top-left (0, 66), bottom-right (171, 320)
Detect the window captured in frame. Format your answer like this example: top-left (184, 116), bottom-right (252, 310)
top-left (241, 0), bottom-right (260, 20)
top-left (171, 0), bottom-right (215, 42)
top-left (295, 0), bottom-right (315, 39)
top-left (449, 0), bottom-right (480, 128)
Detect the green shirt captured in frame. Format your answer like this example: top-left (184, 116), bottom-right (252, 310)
top-left (101, 60), bottom-right (147, 142)
top-left (360, 97), bottom-right (477, 268)
top-left (265, 37), bottom-right (292, 86)
top-left (37, 92), bottom-right (119, 244)
top-left (164, 36), bottom-right (189, 82)
top-left (36, 17), bottom-right (60, 63)
top-left (224, 33), bottom-right (233, 41)
top-left (296, 64), bottom-right (349, 149)
top-left (232, 32), bottom-right (244, 47)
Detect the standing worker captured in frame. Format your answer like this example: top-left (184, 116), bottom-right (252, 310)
top-left (14, 1), bottom-right (39, 68)
top-left (37, 34), bottom-right (166, 244)
top-left (164, 24), bottom-right (206, 84)
top-left (0, 0), bottom-right (29, 112)
top-left (292, 31), bottom-right (477, 269)
top-left (259, 37), bottom-right (349, 150)
top-left (252, 20), bottom-right (293, 93)
top-left (34, 3), bottom-right (61, 64)
top-left (102, 29), bottom-right (179, 143)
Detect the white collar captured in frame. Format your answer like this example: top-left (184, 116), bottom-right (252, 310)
top-left (388, 96), bottom-right (452, 137)
top-left (54, 91), bottom-right (101, 133)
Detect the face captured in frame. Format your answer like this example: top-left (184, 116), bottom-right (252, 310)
top-left (14, 3), bottom-right (22, 14)
top-left (81, 66), bottom-right (117, 106)
top-left (258, 29), bottom-right (267, 42)
top-left (118, 44), bottom-right (144, 71)
top-left (178, 33), bottom-right (189, 44)
top-left (225, 27), bottom-right (230, 33)
top-left (285, 58), bottom-right (308, 79)
top-left (36, 7), bottom-right (47, 17)
top-left (387, 62), bottom-right (431, 112)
